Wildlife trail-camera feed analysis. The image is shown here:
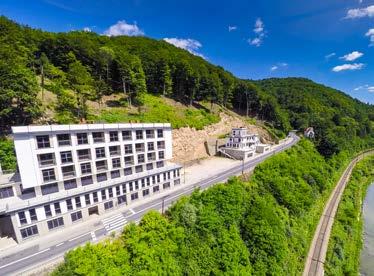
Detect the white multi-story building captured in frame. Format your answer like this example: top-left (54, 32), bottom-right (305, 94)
top-left (0, 123), bottom-right (182, 243)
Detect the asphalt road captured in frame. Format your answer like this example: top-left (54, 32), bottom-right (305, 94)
top-left (0, 134), bottom-right (299, 275)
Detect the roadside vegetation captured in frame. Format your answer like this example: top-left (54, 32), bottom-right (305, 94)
top-left (325, 156), bottom-right (374, 275)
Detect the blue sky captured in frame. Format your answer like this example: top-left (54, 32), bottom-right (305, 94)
top-left (1, 0), bottom-right (374, 103)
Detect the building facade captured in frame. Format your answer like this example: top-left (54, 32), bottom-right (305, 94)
top-left (0, 123), bottom-right (182, 243)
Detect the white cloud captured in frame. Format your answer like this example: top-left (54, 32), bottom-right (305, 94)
top-left (270, 62), bottom-right (288, 71)
top-left (354, 84), bottom-right (374, 92)
top-left (104, 20), bottom-right (144, 36)
top-left (228, 26), bottom-right (237, 32)
top-left (325, 52), bottom-right (336, 60)
top-left (340, 51), bottom-right (364, 61)
top-left (248, 18), bottom-right (266, 47)
top-left (83, 27), bottom-right (91, 32)
top-left (248, 37), bottom-right (262, 47)
top-left (332, 63), bottom-right (364, 72)
top-left (253, 18), bottom-right (264, 34)
top-left (345, 5), bottom-right (374, 19)
top-left (366, 28), bottom-right (374, 46)
top-left (163, 38), bottom-right (205, 58)
top-left (270, 66), bottom-right (278, 71)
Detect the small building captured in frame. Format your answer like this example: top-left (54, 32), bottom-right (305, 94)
top-left (304, 127), bottom-right (315, 139)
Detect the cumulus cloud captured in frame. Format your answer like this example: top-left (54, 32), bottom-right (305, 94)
top-left (332, 63), bottom-right (364, 72)
top-left (345, 5), bottom-right (374, 19)
top-left (325, 52), bottom-right (336, 60)
top-left (228, 26), bottom-right (237, 32)
top-left (354, 84), bottom-right (374, 92)
top-left (248, 18), bottom-right (266, 47)
top-left (340, 51), bottom-right (364, 61)
top-left (104, 20), bottom-right (144, 36)
top-left (366, 28), bottom-right (374, 46)
top-left (163, 38), bottom-right (205, 58)
top-left (270, 62), bottom-right (288, 71)
top-left (83, 27), bottom-right (91, 32)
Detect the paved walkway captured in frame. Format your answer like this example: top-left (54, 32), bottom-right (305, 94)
top-left (303, 150), bottom-right (374, 276)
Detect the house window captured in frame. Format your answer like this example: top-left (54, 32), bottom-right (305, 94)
top-left (124, 144), bottom-right (133, 154)
top-left (29, 209), bottom-right (38, 222)
top-left (96, 160), bottom-right (107, 172)
top-left (18, 211), bottom-right (27, 225)
top-left (81, 175), bottom-right (93, 186)
top-left (75, 197), bottom-right (81, 208)
top-left (95, 147), bottom-right (106, 159)
top-left (92, 132), bottom-right (105, 143)
top-left (80, 162), bottom-right (92, 174)
top-left (136, 130), bottom-right (143, 140)
top-left (77, 133), bottom-right (88, 145)
top-left (137, 154), bottom-right (145, 164)
top-left (157, 129), bottom-right (163, 138)
top-left (122, 130), bottom-right (132, 140)
top-left (85, 194), bottom-right (91, 205)
top-left (66, 199), bottom-right (73, 210)
top-left (97, 173), bottom-right (107, 182)
top-left (57, 134), bottom-right (71, 146)
top-left (142, 189), bottom-right (150, 197)
top-left (157, 141), bottom-right (165, 149)
top-left (124, 167), bottom-right (132, 176)
top-left (118, 195), bottom-right (127, 205)
top-left (36, 135), bottom-right (50, 149)
top-left (60, 151), bottom-right (73, 163)
top-left (146, 163), bottom-right (153, 171)
top-left (135, 143), bottom-right (145, 152)
top-left (163, 182), bottom-right (171, 189)
top-left (42, 168), bottom-right (56, 182)
top-left (135, 165), bottom-right (143, 173)
top-left (131, 192), bottom-right (138, 201)
top-left (54, 202), bottom-right (61, 214)
top-left (47, 217), bottom-right (64, 230)
top-left (104, 201), bottom-right (113, 210)
top-left (62, 165), bottom-right (75, 178)
top-left (64, 179), bottom-right (77, 190)
top-left (147, 152), bottom-right (156, 161)
top-left (109, 145), bottom-right (120, 156)
top-left (44, 205), bottom-right (52, 217)
top-left (111, 170), bottom-right (120, 179)
top-left (93, 192), bottom-right (98, 203)
top-left (20, 225), bottom-right (38, 239)
top-left (41, 183), bottom-right (58, 195)
top-left (124, 156), bottom-right (134, 166)
top-left (146, 129), bottom-right (155, 139)
top-left (147, 142), bottom-right (154, 151)
top-left (101, 189), bottom-right (107, 200)
top-left (71, 211), bottom-right (82, 222)
top-left (153, 185), bottom-right (159, 193)
top-left (109, 131), bottom-right (119, 142)
top-left (156, 161), bottom-right (164, 168)
top-left (158, 151), bottom-right (165, 159)
top-left (112, 158), bottom-right (121, 168)
top-left (38, 153), bottom-right (55, 166)
top-left (77, 149), bottom-right (91, 161)
top-left (0, 187), bottom-right (14, 199)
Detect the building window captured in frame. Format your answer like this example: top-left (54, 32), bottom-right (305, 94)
top-left (146, 163), bottom-right (153, 171)
top-left (47, 217), bottom-right (64, 230)
top-left (96, 160), bottom-right (107, 172)
top-left (146, 129), bottom-right (155, 139)
top-left (80, 162), bottom-right (92, 174)
top-left (174, 179), bottom-right (181, 185)
top-left (135, 181), bottom-right (139, 190)
top-left (108, 188), bottom-right (113, 198)
top-left (38, 153), bottom-right (55, 167)
top-left (97, 173), bottom-right (107, 182)
top-left (157, 129), bottom-right (164, 138)
top-left (129, 182), bottom-right (134, 192)
top-left (29, 209), bottom-right (37, 222)
top-left (71, 211), bottom-right (82, 222)
top-left (64, 179), bottom-right (77, 190)
top-left (111, 170), bottom-right (120, 179)
top-left (118, 195), bottom-right (127, 205)
top-left (93, 132), bottom-right (105, 143)
top-left (60, 151), bottom-right (73, 164)
top-left (157, 141), bottom-right (165, 149)
top-left (57, 134), bottom-right (71, 146)
top-left (141, 178), bottom-right (146, 188)
top-left (75, 197), bottom-right (81, 208)
top-left (124, 167), bottom-right (132, 176)
top-left (163, 182), bottom-right (171, 189)
top-left (54, 202), bottom-right (61, 214)
top-left (81, 175), bottom-right (93, 186)
top-left (104, 201), bottom-right (113, 210)
top-left (147, 152), bottom-right (156, 161)
top-left (101, 189), bottom-right (107, 200)
top-left (147, 142), bottom-right (154, 151)
top-left (77, 149), bottom-right (91, 161)
top-left (85, 194), bottom-right (91, 205)
top-left (62, 165), bottom-right (75, 178)
top-left (158, 151), bottom-right (165, 159)
top-left (137, 154), bottom-right (145, 164)
top-left (142, 189), bottom-right (150, 197)
top-left (66, 199), bottom-right (73, 210)
top-left (21, 187), bottom-right (35, 199)
top-left (0, 187), bottom-right (14, 199)
top-left (120, 130), bottom-right (131, 141)
top-left (41, 183), bottom-right (59, 195)
top-left (93, 192), bottom-right (98, 203)
top-left (156, 161), bottom-right (164, 168)
top-left (153, 185), bottom-right (159, 193)
top-left (135, 130), bottom-right (143, 140)
top-left (44, 205), bottom-right (52, 217)
top-left (95, 147), bottom-right (106, 158)
top-left (36, 135), bottom-right (50, 149)
top-left (112, 158), bottom-right (121, 168)
top-left (77, 133), bottom-right (88, 145)
top-left (157, 174), bottom-right (161, 183)
top-left (124, 144), bottom-right (133, 154)
top-left (18, 211), bottom-right (27, 225)
top-left (135, 165), bottom-right (143, 173)
top-left (124, 156), bottom-right (134, 166)
top-left (135, 143), bottom-right (145, 152)
top-left (42, 168), bottom-right (56, 182)
top-left (131, 192), bottom-right (138, 201)
top-left (122, 183), bottom-right (127, 194)
top-left (109, 145), bottom-right (120, 156)
top-left (146, 177), bottom-right (151, 186)
top-left (20, 225), bottom-right (38, 239)
top-left (109, 131), bottom-right (119, 142)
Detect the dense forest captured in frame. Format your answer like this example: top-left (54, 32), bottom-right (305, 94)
top-left (1, 16), bottom-right (374, 159)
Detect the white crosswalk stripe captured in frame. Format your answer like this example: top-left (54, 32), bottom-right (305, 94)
top-left (90, 231), bottom-right (97, 241)
top-left (102, 214), bottom-right (127, 232)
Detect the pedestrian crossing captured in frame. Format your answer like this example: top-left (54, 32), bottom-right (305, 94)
top-left (101, 214), bottom-right (127, 232)
top-left (90, 231), bottom-right (97, 241)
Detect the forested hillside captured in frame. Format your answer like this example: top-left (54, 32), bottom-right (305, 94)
top-left (1, 16), bottom-right (374, 159)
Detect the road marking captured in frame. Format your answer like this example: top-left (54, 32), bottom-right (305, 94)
top-left (0, 248), bottom-right (51, 269)
top-left (129, 208), bottom-right (136, 215)
top-left (55, 242), bottom-right (64, 247)
top-left (68, 232), bottom-right (90, 242)
top-left (90, 231), bottom-right (97, 242)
